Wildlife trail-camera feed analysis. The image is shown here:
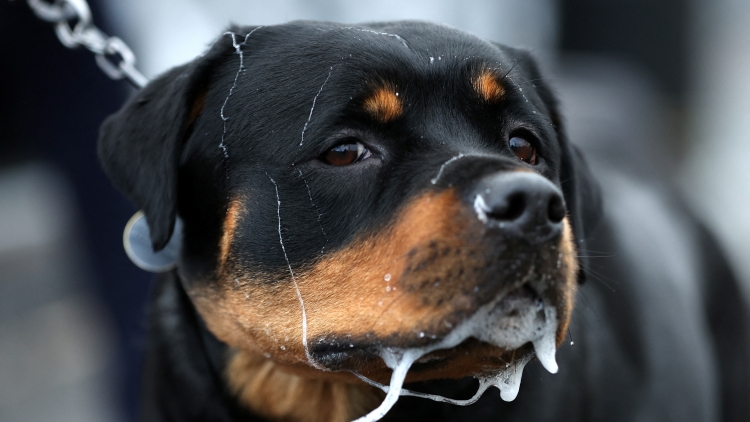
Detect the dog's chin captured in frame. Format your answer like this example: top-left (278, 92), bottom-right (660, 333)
top-left (309, 284), bottom-right (558, 384)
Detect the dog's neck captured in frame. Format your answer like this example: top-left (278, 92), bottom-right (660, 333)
top-left (225, 350), bottom-right (380, 422)
top-left (141, 273), bottom-right (253, 420)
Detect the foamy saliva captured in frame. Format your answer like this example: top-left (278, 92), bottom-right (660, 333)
top-left (352, 289), bottom-right (559, 422)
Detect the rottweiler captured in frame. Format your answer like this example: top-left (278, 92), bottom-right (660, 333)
top-left (98, 21), bottom-right (750, 422)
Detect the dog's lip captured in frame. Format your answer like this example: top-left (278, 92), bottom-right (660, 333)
top-left (310, 336), bottom-right (530, 375)
top-left (408, 339), bottom-right (536, 370)
top-left (309, 283), bottom-right (557, 372)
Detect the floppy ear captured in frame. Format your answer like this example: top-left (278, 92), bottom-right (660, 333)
top-left (506, 48), bottom-right (602, 283)
top-left (98, 41), bottom-right (229, 251)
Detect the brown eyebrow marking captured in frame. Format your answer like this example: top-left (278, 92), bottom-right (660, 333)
top-left (219, 197), bottom-right (244, 266)
top-left (473, 68), bottom-right (506, 103)
top-left (362, 84), bottom-right (403, 122)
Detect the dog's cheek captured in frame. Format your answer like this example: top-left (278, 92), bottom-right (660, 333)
top-left (188, 190), bottom-right (478, 361)
top-left (185, 195), bottom-right (314, 364)
top-left (189, 276), bottom-right (314, 365)
top-left (296, 189), bottom-right (479, 342)
top-left (224, 351), bottom-right (382, 422)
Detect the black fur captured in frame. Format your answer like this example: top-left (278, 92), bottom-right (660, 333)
top-left (99, 21), bottom-right (749, 421)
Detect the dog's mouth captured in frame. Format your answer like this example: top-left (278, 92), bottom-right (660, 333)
top-left (310, 282), bottom-right (559, 381)
top-left (305, 283), bottom-right (560, 421)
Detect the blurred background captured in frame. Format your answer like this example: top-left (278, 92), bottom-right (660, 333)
top-left (1, 0), bottom-right (748, 421)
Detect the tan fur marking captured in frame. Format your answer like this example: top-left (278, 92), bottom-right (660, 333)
top-left (188, 94), bottom-right (205, 126)
top-left (219, 198), bottom-right (243, 266)
top-left (186, 87), bottom-right (207, 132)
top-left (363, 85), bottom-right (403, 122)
top-left (555, 219), bottom-right (578, 345)
top-left (226, 350), bottom-right (380, 422)
top-left (473, 69), bottom-right (506, 103)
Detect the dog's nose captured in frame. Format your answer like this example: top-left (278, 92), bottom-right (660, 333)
top-left (470, 172), bottom-right (566, 240)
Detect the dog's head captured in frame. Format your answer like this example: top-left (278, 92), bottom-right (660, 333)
top-left (100, 21), bottom-right (600, 419)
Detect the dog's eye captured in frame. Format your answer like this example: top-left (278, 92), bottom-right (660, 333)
top-left (509, 136), bottom-right (537, 165)
top-left (321, 141), bottom-right (371, 166)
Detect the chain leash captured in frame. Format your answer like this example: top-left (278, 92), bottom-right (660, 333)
top-left (23, 0), bottom-right (148, 88)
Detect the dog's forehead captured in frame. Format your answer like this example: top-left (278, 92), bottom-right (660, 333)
top-left (261, 21), bottom-right (509, 65)
top-left (212, 22), bottom-right (550, 164)
top-left (230, 22), bottom-right (518, 96)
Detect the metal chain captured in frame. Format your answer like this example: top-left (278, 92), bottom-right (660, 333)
top-left (25, 0), bottom-right (148, 88)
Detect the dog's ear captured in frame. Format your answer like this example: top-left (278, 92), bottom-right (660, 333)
top-left (98, 40), bottom-right (230, 251)
top-left (505, 48), bottom-right (602, 282)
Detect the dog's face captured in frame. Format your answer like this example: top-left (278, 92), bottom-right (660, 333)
top-left (100, 20), bottom-right (599, 408)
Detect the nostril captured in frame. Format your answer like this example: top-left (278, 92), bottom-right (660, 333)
top-left (547, 195), bottom-right (566, 223)
top-left (487, 192), bottom-right (527, 221)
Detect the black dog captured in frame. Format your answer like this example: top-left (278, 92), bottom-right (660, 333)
top-left (99, 21), bottom-right (750, 422)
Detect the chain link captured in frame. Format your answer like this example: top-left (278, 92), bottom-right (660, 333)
top-left (25, 0), bottom-right (148, 88)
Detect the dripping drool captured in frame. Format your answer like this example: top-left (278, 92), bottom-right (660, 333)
top-left (353, 282), bottom-right (560, 422)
